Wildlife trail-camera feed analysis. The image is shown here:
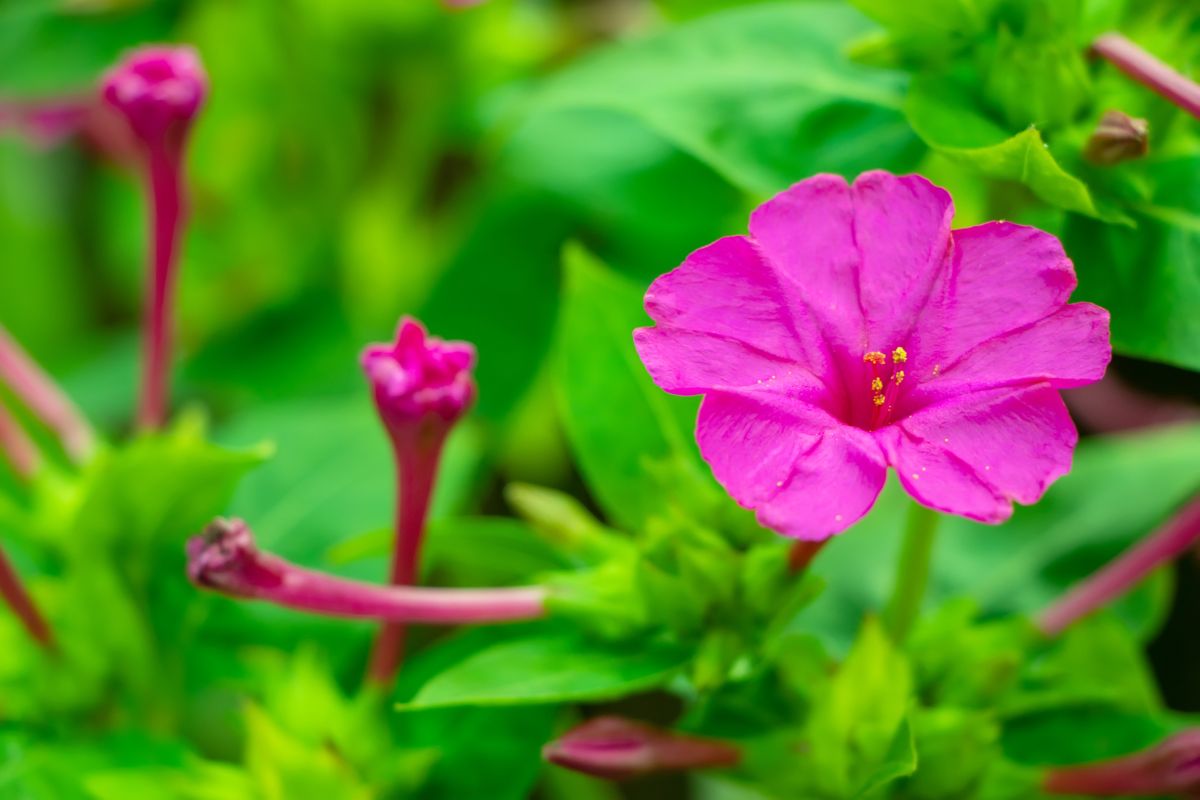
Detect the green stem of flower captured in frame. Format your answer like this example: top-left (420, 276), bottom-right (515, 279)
top-left (884, 502), bottom-right (941, 643)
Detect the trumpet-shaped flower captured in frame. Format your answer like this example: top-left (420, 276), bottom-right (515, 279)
top-left (635, 171), bottom-right (1110, 540)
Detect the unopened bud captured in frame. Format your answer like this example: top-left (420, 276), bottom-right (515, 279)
top-left (543, 716), bottom-right (740, 781)
top-left (1084, 110), bottom-right (1149, 165)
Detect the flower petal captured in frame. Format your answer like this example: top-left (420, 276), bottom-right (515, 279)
top-left (748, 171), bottom-right (954, 355)
top-left (905, 303), bottom-right (1111, 409)
top-left (878, 384), bottom-right (1077, 523)
top-left (696, 389), bottom-right (886, 540)
top-left (637, 234), bottom-right (832, 398)
top-left (634, 327), bottom-right (825, 398)
top-left (911, 221), bottom-right (1079, 375)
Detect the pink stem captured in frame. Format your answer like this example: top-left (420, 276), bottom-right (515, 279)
top-left (188, 519), bottom-right (547, 624)
top-left (366, 430), bottom-right (445, 686)
top-left (1043, 729), bottom-right (1200, 796)
top-left (0, 326), bottom-right (93, 464)
top-left (1093, 33), bottom-right (1200, 120)
top-left (136, 143), bottom-right (184, 430)
top-left (0, 403), bottom-right (40, 480)
top-left (1037, 492), bottom-right (1200, 636)
top-left (0, 545), bottom-right (54, 650)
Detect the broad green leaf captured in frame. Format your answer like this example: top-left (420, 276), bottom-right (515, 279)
top-left (904, 74), bottom-right (1108, 219)
top-left (1066, 155), bottom-right (1200, 371)
top-left (530, 1), bottom-right (922, 195)
top-left (399, 624), bottom-right (691, 710)
top-left (71, 412), bottom-right (268, 552)
top-left (556, 243), bottom-right (720, 532)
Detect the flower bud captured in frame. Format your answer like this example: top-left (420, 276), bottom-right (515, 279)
top-left (543, 716), bottom-right (740, 781)
top-left (362, 317), bottom-right (476, 437)
top-left (1084, 110), bottom-right (1149, 165)
top-left (1044, 729), bottom-right (1200, 796)
top-left (100, 46), bottom-right (207, 150)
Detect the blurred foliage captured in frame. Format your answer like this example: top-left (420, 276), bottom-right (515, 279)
top-left (0, 0), bottom-right (1199, 798)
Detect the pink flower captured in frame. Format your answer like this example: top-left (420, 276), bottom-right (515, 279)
top-left (361, 317), bottom-right (476, 686)
top-left (100, 46), bottom-right (207, 153)
top-left (634, 171), bottom-right (1111, 540)
top-left (362, 317), bottom-right (476, 430)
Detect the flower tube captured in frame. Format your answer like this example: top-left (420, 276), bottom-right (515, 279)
top-left (187, 518), bottom-right (546, 624)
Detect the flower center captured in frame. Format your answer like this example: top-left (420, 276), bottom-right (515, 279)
top-left (862, 346), bottom-right (907, 428)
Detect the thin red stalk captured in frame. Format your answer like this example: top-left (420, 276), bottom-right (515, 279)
top-left (1093, 33), bottom-right (1200, 120)
top-left (1037, 492), bottom-right (1200, 636)
top-left (0, 545), bottom-right (53, 650)
top-left (788, 539), bottom-right (827, 573)
top-left (136, 144), bottom-right (184, 430)
top-left (366, 432), bottom-right (444, 686)
top-left (0, 325), bottom-right (93, 464)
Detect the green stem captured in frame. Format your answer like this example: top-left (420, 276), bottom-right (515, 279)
top-left (884, 503), bottom-right (941, 643)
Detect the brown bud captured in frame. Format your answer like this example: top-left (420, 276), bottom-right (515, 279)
top-left (1084, 110), bottom-right (1149, 165)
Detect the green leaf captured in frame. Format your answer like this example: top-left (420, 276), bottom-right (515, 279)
top-left (904, 74), bottom-right (1110, 219)
top-left (529, 1), bottom-right (922, 195)
top-left (1066, 155), bottom-right (1200, 371)
top-left (399, 624), bottom-right (691, 710)
top-left (807, 617), bottom-right (915, 797)
top-left (71, 411), bottom-right (268, 552)
top-left (556, 242), bottom-right (723, 532)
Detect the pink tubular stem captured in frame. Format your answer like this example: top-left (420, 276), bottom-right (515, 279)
top-left (136, 144), bottom-right (184, 430)
top-left (0, 403), bottom-right (40, 480)
top-left (1037, 492), bottom-right (1200, 636)
top-left (0, 325), bottom-right (94, 464)
top-left (0, 545), bottom-right (54, 650)
top-left (1093, 33), bottom-right (1200, 120)
top-left (187, 519), bottom-right (548, 624)
top-left (366, 430), bottom-right (445, 685)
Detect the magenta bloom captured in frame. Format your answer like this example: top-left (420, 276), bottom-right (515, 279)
top-left (635, 171), bottom-right (1111, 540)
top-left (100, 46), bottom-right (206, 151)
top-left (362, 317), bottom-right (476, 429)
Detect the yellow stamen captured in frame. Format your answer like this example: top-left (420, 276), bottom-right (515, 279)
top-left (872, 394), bottom-right (885, 407)
top-left (892, 346), bottom-right (908, 364)
top-left (871, 377), bottom-right (883, 392)
top-left (893, 370), bottom-right (905, 385)
top-left (863, 351), bottom-right (887, 365)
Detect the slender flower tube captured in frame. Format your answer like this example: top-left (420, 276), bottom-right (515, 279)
top-left (1093, 33), bottom-right (1200, 120)
top-left (1044, 729), bottom-right (1200, 796)
top-left (543, 716), bottom-right (741, 781)
top-left (100, 46), bottom-right (207, 430)
top-left (186, 519), bottom-right (547, 623)
top-left (787, 540), bottom-right (826, 573)
top-left (1037, 492), bottom-right (1200, 636)
top-left (0, 325), bottom-right (94, 464)
top-left (361, 317), bottom-right (476, 685)
top-left (0, 546), bottom-right (54, 650)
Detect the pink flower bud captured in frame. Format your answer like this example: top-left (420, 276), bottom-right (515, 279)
top-left (100, 46), bottom-right (207, 151)
top-left (543, 716), bottom-right (741, 781)
top-left (362, 317), bottom-right (476, 433)
top-left (1045, 729), bottom-right (1200, 796)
